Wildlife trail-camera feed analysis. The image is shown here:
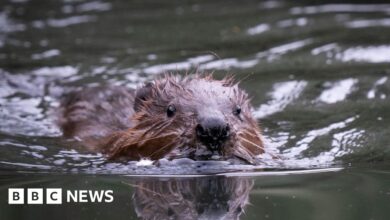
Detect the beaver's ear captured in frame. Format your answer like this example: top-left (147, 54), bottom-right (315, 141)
top-left (134, 82), bottom-right (154, 112)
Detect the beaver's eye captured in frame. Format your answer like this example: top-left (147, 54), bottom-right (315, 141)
top-left (233, 105), bottom-right (241, 116)
top-left (235, 206), bottom-right (243, 214)
top-left (167, 105), bottom-right (176, 117)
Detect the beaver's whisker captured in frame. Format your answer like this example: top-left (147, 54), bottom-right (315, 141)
top-left (137, 132), bottom-right (178, 145)
top-left (142, 122), bottom-right (170, 138)
top-left (110, 132), bottom-right (176, 151)
top-left (238, 131), bottom-right (259, 138)
top-left (240, 129), bottom-right (260, 137)
top-left (233, 146), bottom-right (253, 163)
top-left (148, 118), bottom-right (186, 138)
top-left (238, 137), bottom-right (263, 150)
top-left (148, 137), bottom-right (178, 158)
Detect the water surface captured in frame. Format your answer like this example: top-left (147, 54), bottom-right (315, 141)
top-left (1, 0), bottom-right (390, 219)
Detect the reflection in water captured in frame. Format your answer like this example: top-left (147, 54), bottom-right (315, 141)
top-left (246, 23), bottom-right (270, 35)
top-left (338, 46), bottom-right (390, 63)
top-left (199, 58), bottom-right (258, 70)
top-left (0, 11), bottom-right (26, 47)
top-left (346, 18), bottom-right (390, 28)
top-left (311, 43), bottom-right (338, 55)
top-left (46, 15), bottom-right (97, 28)
top-left (282, 116), bottom-right (359, 166)
top-left (32, 66), bottom-right (78, 77)
top-left (266, 39), bottom-right (312, 55)
top-left (143, 55), bottom-right (214, 75)
top-left (277, 17), bottom-right (308, 28)
top-left (0, 11), bottom-right (25, 33)
top-left (329, 128), bottom-right (365, 156)
top-left (367, 77), bottom-right (388, 99)
top-left (73, 1), bottom-right (112, 13)
top-left (311, 43), bottom-right (390, 63)
top-left (256, 39), bottom-right (313, 61)
top-left (284, 116), bottom-right (356, 157)
top-left (131, 176), bottom-right (253, 220)
top-left (254, 80), bottom-right (307, 118)
top-left (0, 70), bottom-right (66, 136)
top-left (317, 78), bottom-right (357, 104)
top-left (32, 49), bottom-right (61, 60)
top-left (1, 168), bottom-right (390, 220)
top-left (290, 4), bottom-right (390, 14)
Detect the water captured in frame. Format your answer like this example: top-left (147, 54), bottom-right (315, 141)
top-left (1, 0), bottom-right (390, 219)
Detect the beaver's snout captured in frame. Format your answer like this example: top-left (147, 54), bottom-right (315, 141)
top-left (196, 117), bottom-right (230, 152)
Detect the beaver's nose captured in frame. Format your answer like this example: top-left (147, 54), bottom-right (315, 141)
top-left (196, 118), bottom-right (230, 152)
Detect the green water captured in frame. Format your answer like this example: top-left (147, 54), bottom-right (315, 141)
top-left (1, 0), bottom-right (390, 219)
top-left (1, 167), bottom-right (390, 220)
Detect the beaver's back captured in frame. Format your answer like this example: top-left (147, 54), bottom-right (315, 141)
top-left (57, 86), bottom-right (136, 142)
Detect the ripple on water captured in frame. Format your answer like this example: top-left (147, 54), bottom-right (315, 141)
top-left (32, 49), bottom-right (61, 60)
top-left (0, 11), bottom-right (26, 33)
top-left (311, 43), bottom-right (390, 64)
top-left (280, 116), bottom-right (361, 167)
top-left (36, 15), bottom-right (97, 28)
top-left (199, 58), bottom-right (258, 70)
top-left (367, 76), bottom-right (388, 99)
top-left (0, 68), bottom-right (78, 136)
top-left (134, 39), bottom-right (315, 75)
top-left (1, 0), bottom-right (389, 175)
top-left (75, 1), bottom-right (112, 13)
top-left (257, 39), bottom-right (313, 61)
top-left (0, 152), bottom-right (285, 175)
top-left (290, 4), bottom-right (390, 14)
top-left (32, 65), bottom-right (78, 77)
top-left (338, 46), bottom-right (390, 63)
top-left (246, 23), bottom-right (270, 35)
top-left (346, 18), bottom-right (390, 28)
top-left (277, 17), bottom-right (308, 28)
top-left (317, 78), bottom-right (357, 104)
top-left (142, 55), bottom-right (214, 75)
top-left (253, 80), bottom-right (307, 118)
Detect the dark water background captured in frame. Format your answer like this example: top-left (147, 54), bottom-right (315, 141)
top-left (1, 0), bottom-right (390, 219)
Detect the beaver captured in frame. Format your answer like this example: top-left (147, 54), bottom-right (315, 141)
top-left (58, 74), bottom-right (264, 164)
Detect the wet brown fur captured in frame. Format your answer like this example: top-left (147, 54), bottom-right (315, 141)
top-left (58, 74), bottom-right (264, 164)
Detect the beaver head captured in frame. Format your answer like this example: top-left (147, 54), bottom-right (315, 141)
top-left (104, 74), bottom-right (264, 164)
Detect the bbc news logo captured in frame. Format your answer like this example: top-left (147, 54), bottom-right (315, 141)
top-left (8, 188), bottom-right (114, 205)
